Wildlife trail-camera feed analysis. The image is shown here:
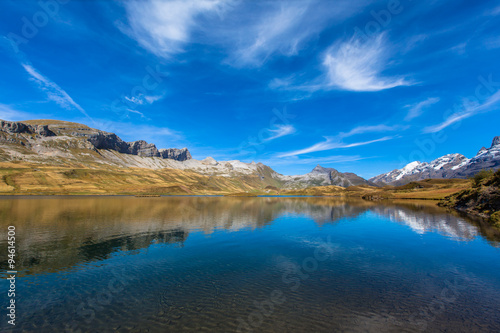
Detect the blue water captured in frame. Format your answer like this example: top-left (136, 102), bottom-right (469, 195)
top-left (0, 196), bottom-right (499, 332)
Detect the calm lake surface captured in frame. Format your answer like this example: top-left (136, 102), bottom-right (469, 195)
top-left (1, 196), bottom-right (500, 332)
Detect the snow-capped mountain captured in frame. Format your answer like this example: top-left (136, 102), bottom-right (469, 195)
top-left (370, 136), bottom-right (500, 186)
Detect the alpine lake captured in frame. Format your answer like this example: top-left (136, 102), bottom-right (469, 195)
top-left (1, 196), bottom-right (499, 332)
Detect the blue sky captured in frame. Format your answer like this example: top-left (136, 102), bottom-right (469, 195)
top-left (1, 0), bottom-right (500, 177)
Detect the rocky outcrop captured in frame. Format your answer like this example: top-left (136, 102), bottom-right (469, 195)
top-left (82, 131), bottom-right (129, 152)
top-left (493, 136), bottom-right (500, 147)
top-left (371, 136), bottom-right (500, 186)
top-left (80, 132), bottom-right (189, 160)
top-left (0, 120), bottom-right (55, 137)
top-left (439, 169), bottom-right (500, 227)
top-left (0, 119), bottom-right (191, 162)
top-left (129, 140), bottom-right (159, 157)
top-left (159, 148), bottom-right (192, 161)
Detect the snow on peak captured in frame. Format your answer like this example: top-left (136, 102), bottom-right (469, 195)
top-left (393, 161), bottom-right (422, 181)
top-left (429, 154), bottom-right (464, 170)
top-left (403, 161), bottom-right (421, 172)
top-left (492, 136), bottom-right (500, 148)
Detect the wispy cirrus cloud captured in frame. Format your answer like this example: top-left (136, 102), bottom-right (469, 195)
top-left (22, 63), bottom-right (91, 119)
top-left (261, 154), bottom-right (369, 168)
top-left (278, 123), bottom-right (404, 157)
top-left (336, 124), bottom-right (406, 139)
top-left (263, 124), bottom-right (296, 142)
top-left (322, 34), bottom-right (410, 92)
top-left (228, 2), bottom-right (309, 67)
top-left (404, 97), bottom-right (440, 121)
top-left (119, 0), bottom-right (368, 67)
top-left (225, 1), bottom-right (366, 67)
top-left (423, 91), bottom-right (500, 133)
top-left (120, 0), bottom-right (229, 58)
top-left (278, 136), bottom-right (393, 157)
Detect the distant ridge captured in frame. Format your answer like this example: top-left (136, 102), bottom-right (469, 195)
top-left (1, 119), bottom-right (498, 189)
top-left (370, 136), bottom-right (500, 186)
top-left (280, 164), bottom-right (377, 189)
top-left (0, 119), bottom-right (371, 189)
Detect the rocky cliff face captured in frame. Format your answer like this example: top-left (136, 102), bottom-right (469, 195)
top-left (0, 120), bottom-right (56, 143)
top-left (159, 148), bottom-right (192, 161)
top-left (370, 136), bottom-right (500, 186)
top-left (0, 119), bottom-right (192, 162)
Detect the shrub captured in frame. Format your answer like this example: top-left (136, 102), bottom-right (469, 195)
top-left (470, 169), bottom-right (494, 188)
top-left (490, 211), bottom-right (500, 228)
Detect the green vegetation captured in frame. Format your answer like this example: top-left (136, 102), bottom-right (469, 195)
top-left (470, 169), bottom-right (495, 188)
top-left (491, 212), bottom-right (500, 228)
top-left (440, 169), bottom-right (500, 227)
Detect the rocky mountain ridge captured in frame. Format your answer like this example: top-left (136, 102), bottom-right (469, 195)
top-left (280, 164), bottom-right (376, 189)
top-left (2, 119), bottom-right (498, 190)
top-left (370, 136), bottom-right (500, 186)
top-left (0, 119), bottom-right (371, 189)
top-left (0, 119), bottom-right (192, 161)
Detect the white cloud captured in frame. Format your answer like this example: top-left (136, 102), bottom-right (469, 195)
top-left (263, 124), bottom-right (296, 142)
top-left (261, 154), bottom-right (368, 167)
top-left (144, 95), bottom-right (165, 104)
top-left (278, 136), bottom-right (393, 157)
top-left (124, 96), bottom-right (143, 105)
top-left (422, 113), bottom-right (470, 133)
top-left (423, 91), bottom-right (500, 133)
top-left (337, 124), bottom-right (406, 139)
top-left (225, 0), bottom-right (369, 67)
top-left (121, 0), bottom-right (229, 58)
top-left (125, 94), bottom-right (165, 105)
top-left (277, 122), bottom-right (404, 157)
top-left (126, 109), bottom-right (146, 118)
top-left (228, 2), bottom-right (310, 67)
top-left (404, 97), bottom-right (440, 121)
top-left (322, 34), bottom-right (410, 92)
top-left (120, 0), bottom-right (367, 67)
top-left (22, 64), bottom-right (91, 119)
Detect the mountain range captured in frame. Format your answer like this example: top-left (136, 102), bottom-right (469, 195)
top-left (1, 119), bottom-right (499, 191)
top-left (370, 137), bottom-right (500, 186)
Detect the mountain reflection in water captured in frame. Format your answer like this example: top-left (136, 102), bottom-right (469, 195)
top-left (0, 196), bottom-right (498, 278)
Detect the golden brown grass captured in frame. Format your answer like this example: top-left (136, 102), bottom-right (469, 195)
top-left (0, 162), bottom-right (272, 195)
top-left (0, 161), bottom-right (472, 199)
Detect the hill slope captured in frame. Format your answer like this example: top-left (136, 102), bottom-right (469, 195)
top-left (0, 119), bottom-right (373, 193)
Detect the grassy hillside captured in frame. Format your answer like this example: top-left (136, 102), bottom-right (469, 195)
top-left (0, 162), bottom-right (281, 195)
top-left (0, 159), bottom-right (475, 201)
